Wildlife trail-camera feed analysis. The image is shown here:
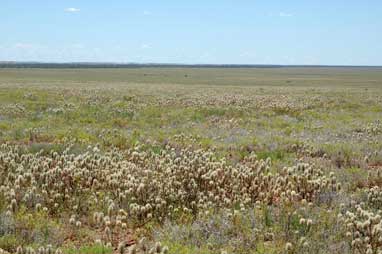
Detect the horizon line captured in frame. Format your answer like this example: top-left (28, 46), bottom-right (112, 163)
top-left (0, 61), bottom-right (381, 68)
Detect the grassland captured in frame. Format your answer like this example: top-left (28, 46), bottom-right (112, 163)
top-left (0, 67), bottom-right (382, 254)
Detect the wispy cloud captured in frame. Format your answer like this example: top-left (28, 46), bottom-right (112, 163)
top-left (279, 12), bottom-right (293, 17)
top-left (14, 43), bottom-right (34, 49)
top-left (141, 44), bottom-right (151, 49)
top-left (143, 10), bottom-right (151, 15)
top-left (65, 7), bottom-right (80, 13)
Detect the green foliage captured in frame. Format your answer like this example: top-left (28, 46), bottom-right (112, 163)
top-left (64, 244), bottom-right (113, 254)
top-left (161, 241), bottom-right (213, 254)
top-left (0, 235), bottom-right (19, 252)
top-left (256, 149), bottom-right (285, 161)
top-left (262, 205), bottom-right (273, 227)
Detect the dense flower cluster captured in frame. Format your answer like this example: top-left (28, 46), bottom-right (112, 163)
top-left (0, 142), bottom-right (340, 249)
top-left (0, 104), bottom-right (26, 117)
top-left (122, 238), bottom-right (168, 254)
top-left (0, 246), bottom-right (62, 254)
top-left (365, 121), bottom-right (382, 136)
top-left (339, 205), bottom-right (382, 254)
top-left (367, 187), bottom-right (382, 210)
top-left (0, 143), bottom-right (339, 219)
top-left (156, 91), bottom-right (327, 114)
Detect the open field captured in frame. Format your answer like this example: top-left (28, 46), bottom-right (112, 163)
top-left (1, 67), bottom-right (382, 254)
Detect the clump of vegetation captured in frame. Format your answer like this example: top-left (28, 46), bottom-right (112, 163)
top-left (0, 142), bottom-right (339, 247)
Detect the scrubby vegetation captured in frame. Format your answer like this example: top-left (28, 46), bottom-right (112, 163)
top-left (0, 67), bottom-right (382, 253)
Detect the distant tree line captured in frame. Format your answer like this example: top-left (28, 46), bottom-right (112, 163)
top-left (0, 62), bottom-right (378, 69)
top-left (0, 62), bottom-right (285, 69)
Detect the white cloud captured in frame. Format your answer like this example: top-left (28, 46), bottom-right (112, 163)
top-left (65, 8), bottom-right (80, 13)
top-left (14, 43), bottom-right (34, 49)
top-left (141, 44), bottom-right (151, 49)
top-left (239, 51), bottom-right (257, 58)
top-left (279, 12), bottom-right (293, 17)
top-left (143, 10), bottom-right (151, 15)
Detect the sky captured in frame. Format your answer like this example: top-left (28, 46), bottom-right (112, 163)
top-left (0, 1), bottom-right (381, 65)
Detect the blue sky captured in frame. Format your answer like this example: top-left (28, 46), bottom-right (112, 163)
top-left (0, 1), bottom-right (381, 65)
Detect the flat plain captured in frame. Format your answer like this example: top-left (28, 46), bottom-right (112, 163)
top-left (0, 67), bottom-right (382, 254)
